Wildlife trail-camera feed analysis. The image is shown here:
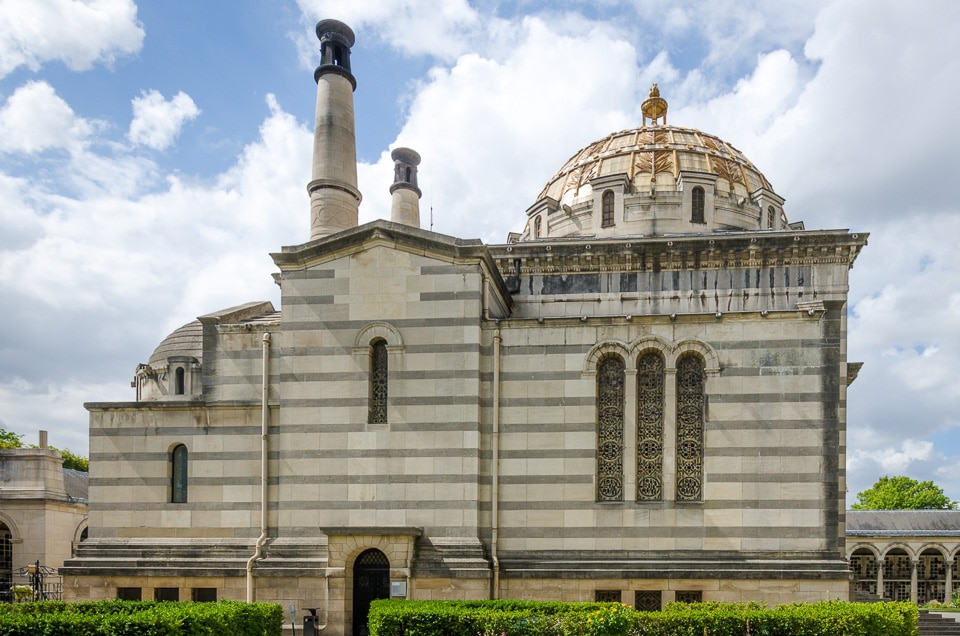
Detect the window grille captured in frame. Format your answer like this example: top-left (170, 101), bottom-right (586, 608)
top-left (676, 355), bottom-right (704, 501)
top-left (595, 590), bottom-right (622, 603)
top-left (634, 590), bottom-right (661, 611)
top-left (636, 352), bottom-right (664, 501)
top-left (369, 339), bottom-right (388, 424)
top-left (596, 355), bottom-right (625, 502)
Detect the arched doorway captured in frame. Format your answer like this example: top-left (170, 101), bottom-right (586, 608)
top-left (849, 548), bottom-right (878, 599)
top-left (918, 548), bottom-right (946, 604)
top-left (0, 523), bottom-right (12, 603)
top-left (883, 548), bottom-right (912, 601)
top-left (352, 549), bottom-right (389, 636)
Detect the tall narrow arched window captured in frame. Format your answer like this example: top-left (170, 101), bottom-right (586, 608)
top-left (691, 186), bottom-right (705, 224)
top-left (596, 355), bottom-right (625, 502)
top-left (171, 444), bottom-right (188, 503)
top-left (636, 352), bottom-right (664, 501)
top-left (767, 206), bottom-right (775, 229)
top-left (676, 355), bottom-right (705, 501)
top-left (0, 522), bottom-right (11, 603)
top-left (369, 339), bottom-right (388, 424)
top-left (533, 215), bottom-right (542, 238)
top-left (175, 367), bottom-right (185, 395)
top-left (601, 190), bottom-right (615, 228)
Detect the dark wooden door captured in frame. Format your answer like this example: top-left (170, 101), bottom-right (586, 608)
top-left (352, 549), bottom-right (389, 636)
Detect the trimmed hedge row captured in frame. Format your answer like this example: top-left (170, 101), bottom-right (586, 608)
top-left (0, 600), bottom-right (283, 635)
top-left (368, 599), bottom-right (919, 636)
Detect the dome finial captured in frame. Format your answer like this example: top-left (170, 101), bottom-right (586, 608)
top-left (641, 83), bottom-right (667, 126)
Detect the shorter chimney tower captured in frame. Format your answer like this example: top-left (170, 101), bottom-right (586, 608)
top-left (308, 19), bottom-right (361, 240)
top-left (389, 147), bottom-right (421, 228)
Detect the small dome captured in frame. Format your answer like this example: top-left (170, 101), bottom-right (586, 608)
top-left (148, 320), bottom-right (203, 368)
top-left (522, 86), bottom-right (788, 240)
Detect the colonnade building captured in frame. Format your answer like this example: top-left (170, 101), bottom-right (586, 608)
top-left (63, 19), bottom-right (873, 636)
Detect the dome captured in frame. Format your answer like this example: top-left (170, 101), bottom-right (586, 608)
top-left (148, 320), bottom-right (203, 368)
top-left (521, 86), bottom-right (789, 241)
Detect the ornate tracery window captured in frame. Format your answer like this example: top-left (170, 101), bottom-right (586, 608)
top-left (368, 339), bottom-right (388, 424)
top-left (601, 190), bottom-right (615, 228)
top-left (676, 354), bottom-right (704, 501)
top-left (596, 355), bottom-right (625, 502)
top-left (691, 186), bottom-right (705, 224)
top-left (636, 352), bottom-right (664, 501)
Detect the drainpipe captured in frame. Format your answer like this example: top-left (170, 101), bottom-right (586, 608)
top-left (491, 328), bottom-right (501, 598)
top-left (246, 332), bottom-right (271, 602)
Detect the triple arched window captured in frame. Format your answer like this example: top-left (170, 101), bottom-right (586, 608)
top-left (595, 349), bottom-right (706, 503)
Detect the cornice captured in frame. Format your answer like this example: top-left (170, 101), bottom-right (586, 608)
top-left (491, 230), bottom-right (868, 277)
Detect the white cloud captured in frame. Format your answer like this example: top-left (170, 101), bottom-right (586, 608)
top-left (0, 81), bottom-right (92, 154)
top-left (848, 440), bottom-right (933, 475)
top-left (296, 0), bottom-right (482, 60)
top-left (127, 90), bottom-right (201, 151)
top-left (0, 92), bottom-right (311, 423)
top-left (0, 0), bottom-right (143, 78)
top-left (0, 378), bottom-right (118, 455)
top-left (356, 16), bottom-right (642, 241)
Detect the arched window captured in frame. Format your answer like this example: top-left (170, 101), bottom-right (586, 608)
top-left (596, 355), bottom-right (625, 502)
top-left (636, 352), bottom-right (664, 501)
top-left (0, 523), bottom-right (11, 603)
top-left (767, 206), bottom-right (775, 229)
top-left (675, 354), bottom-right (704, 502)
top-left (601, 190), bottom-right (615, 228)
top-left (368, 339), bottom-right (388, 424)
top-left (691, 186), bottom-right (705, 224)
top-left (533, 215), bottom-right (542, 238)
top-left (175, 367), bottom-right (185, 395)
top-left (171, 444), bottom-right (188, 503)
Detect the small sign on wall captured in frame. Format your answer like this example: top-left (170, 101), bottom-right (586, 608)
top-left (391, 581), bottom-right (407, 598)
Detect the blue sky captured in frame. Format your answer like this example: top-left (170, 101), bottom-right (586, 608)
top-left (1, 0), bottom-right (959, 506)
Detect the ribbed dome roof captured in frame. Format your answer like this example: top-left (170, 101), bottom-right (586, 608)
top-left (148, 320), bottom-right (202, 367)
top-left (538, 123), bottom-right (772, 205)
top-left (520, 85), bottom-right (788, 241)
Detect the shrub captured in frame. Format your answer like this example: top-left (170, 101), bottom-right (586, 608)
top-left (0, 600), bottom-right (283, 636)
top-left (368, 599), bottom-right (918, 636)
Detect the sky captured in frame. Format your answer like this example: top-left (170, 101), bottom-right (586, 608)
top-left (0, 0), bottom-right (958, 507)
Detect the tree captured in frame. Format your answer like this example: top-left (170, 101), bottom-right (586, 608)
top-left (0, 428), bottom-right (24, 449)
top-left (852, 475), bottom-right (957, 510)
top-left (0, 426), bottom-right (88, 472)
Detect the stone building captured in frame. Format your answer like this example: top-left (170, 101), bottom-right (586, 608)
top-left (848, 510), bottom-right (960, 604)
top-left (0, 431), bottom-right (88, 601)
top-left (63, 19), bottom-right (869, 635)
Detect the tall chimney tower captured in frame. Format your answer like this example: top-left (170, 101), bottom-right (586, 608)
top-left (308, 19), bottom-right (361, 240)
top-left (389, 147), bottom-right (421, 228)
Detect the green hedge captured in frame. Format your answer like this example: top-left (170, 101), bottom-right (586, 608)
top-left (0, 600), bottom-right (283, 636)
top-left (368, 599), bottom-right (918, 636)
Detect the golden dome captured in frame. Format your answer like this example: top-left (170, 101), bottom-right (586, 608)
top-left (523, 87), bottom-right (787, 240)
top-left (538, 125), bottom-right (773, 205)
